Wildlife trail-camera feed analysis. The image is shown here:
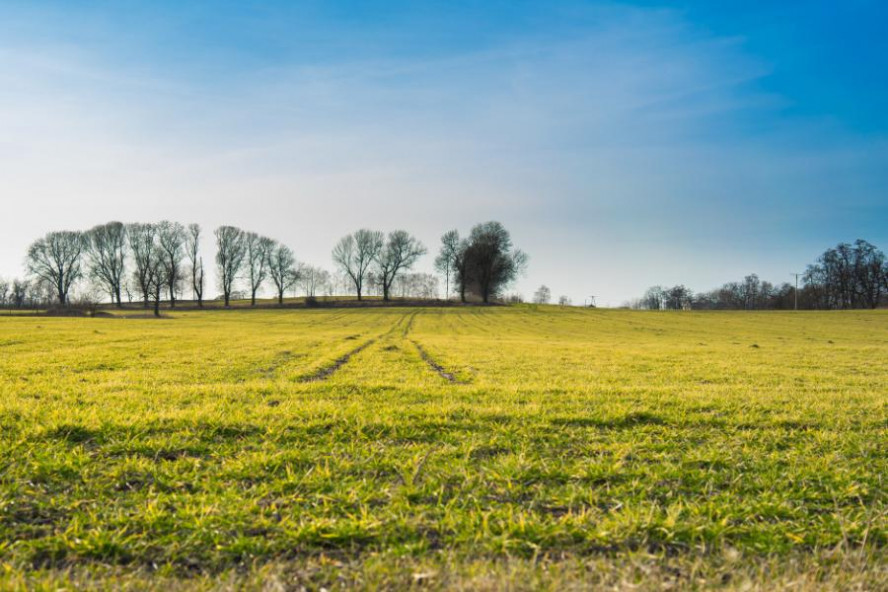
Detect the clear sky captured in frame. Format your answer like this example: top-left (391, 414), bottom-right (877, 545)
top-left (1, 0), bottom-right (886, 305)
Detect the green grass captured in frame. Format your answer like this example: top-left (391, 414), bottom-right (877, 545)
top-left (1, 306), bottom-right (887, 589)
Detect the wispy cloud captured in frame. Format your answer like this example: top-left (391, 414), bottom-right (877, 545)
top-left (0, 2), bottom-right (885, 304)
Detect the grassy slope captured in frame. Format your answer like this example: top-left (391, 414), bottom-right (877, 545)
top-left (0, 307), bottom-right (887, 590)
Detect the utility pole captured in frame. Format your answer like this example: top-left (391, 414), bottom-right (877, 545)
top-left (791, 273), bottom-right (801, 310)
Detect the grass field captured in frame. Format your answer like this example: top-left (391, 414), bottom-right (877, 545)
top-left (1, 306), bottom-right (887, 590)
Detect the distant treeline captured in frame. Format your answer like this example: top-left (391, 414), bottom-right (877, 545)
top-left (0, 221), bottom-right (525, 315)
top-left (633, 239), bottom-right (888, 310)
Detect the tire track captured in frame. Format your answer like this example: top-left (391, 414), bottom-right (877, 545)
top-left (410, 339), bottom-right (465, 383)
top-left (299, 338), bottom-right (376, 382)
top-left (299, 313), bottom-right (410, 382)
top-left (402, 310), bottom-right (468, 384)
top-left (401, 311), bottom-right (418, 337)
top-left (259, 350), bottom-right (306, 379)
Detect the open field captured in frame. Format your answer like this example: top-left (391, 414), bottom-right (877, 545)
top-left (1, 306), bottom-right (887, 590)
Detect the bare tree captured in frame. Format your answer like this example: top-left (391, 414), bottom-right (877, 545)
top-left (740, 274), bottom-right (761, 310)
top-left (452, 238), bottom-right (471, 303)
top-left (393, 272), bottom-right (439, 299)
top-left (0, 278), bottom-right (9, 309)
top-left (664, 285), bottom-right (693, 310)
top-left (464, 222), bottom-right (527, 304)
top-left (11, 279), bottom-right (28, 309)
top-left (332, 229), bottom-right (383, 301)
top-left (86, 221), bottom-right (127, 306)
top-left (558, 295), bottom-right (571, 306)
top-left (215, 226), bottom-right (246, 307)
top-left (127, 223), bottom-right (159, 308)
top-left (267, 242), bottom-right (299, 305)
top-left (533, 285), bottom-right (551, 304)
top-left (377, 231), bottom-right (426, 301)
top-left (852, 239), bottom-right (885, 308)
top-left (26, 231), bottom-right (86, 306)
top-left (145, 252), bottom-right (168, 317)
top-left (435, 229), bottom-right (460, 300)
top-left (642, 286), bottom-right (665, 310)
top-left (244, 232), bottom-right (275, 306)
top-left (299, 266), bottom-right (330, 297)
top-left (804, 240), bottom-right (886, 309)
top-left (642, 285), bottom-right (691, 310)
top-left (157, 221), bottom-right (187, 308)
top-left (186, 223), bottom-right (205, 307)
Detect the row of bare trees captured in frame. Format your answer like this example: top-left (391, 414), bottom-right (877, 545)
top-left (332, 230), bottom-right (427, 301)
top-left (15, 220), bottom-right (526, 311)
top-left (633, 240), bottom-right (888, 311)
top-left (328, 222), bottom-right (527, 304)
top-left (214, 226), bottom-right (300, 307)
top-left (0, 278), bottom-right (49, 310)
top-left (23, 222), bottom-right (205, 311)
top-left (20, 223), bottom-right (318, 313)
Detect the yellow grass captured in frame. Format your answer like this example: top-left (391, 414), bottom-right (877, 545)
top-left (1, 306), bottom-right (886, 589)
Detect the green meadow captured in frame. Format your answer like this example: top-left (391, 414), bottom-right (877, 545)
top-left (1, 306), bottom-right (887, 590)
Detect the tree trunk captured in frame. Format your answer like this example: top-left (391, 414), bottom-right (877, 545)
top-left (168, 284), bottom-right (176, 308)
top-left (278, 291), bottom-right (284, 305)
top-left (480, 278), bottom-right (490, 303)
top-left (153, 296), bottom-right (160, 317)
top-left (224, 293), bottom-right (230, 307)
top-left (251, 290), bottom-right (257, 306)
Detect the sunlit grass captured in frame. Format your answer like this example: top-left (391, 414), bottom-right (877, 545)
top-left (1, 306), bottom-right (887, 589)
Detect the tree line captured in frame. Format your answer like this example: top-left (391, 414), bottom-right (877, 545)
top-left (1, 220), bottom-right (526, 314)
top-left (633, 239), bottom-right (888, 310)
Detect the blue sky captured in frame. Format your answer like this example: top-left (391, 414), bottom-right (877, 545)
top-left (0, 1), bottom-right (886, 304)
